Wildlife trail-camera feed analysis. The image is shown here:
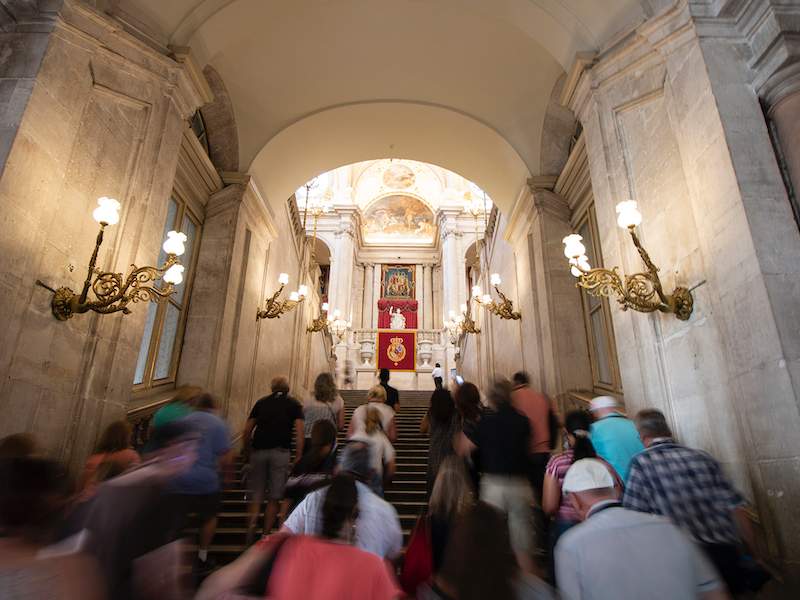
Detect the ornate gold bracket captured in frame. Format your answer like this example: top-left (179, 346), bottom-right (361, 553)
top-left (480, 286), bottom-right (521, 320)
top-left (564, 201), bottom-right (693, 321)
top-left (307, 304), bottom-right (330, 333)
top-left (256, 282), bottom-right (305, 320)
top-left (36, 201), bottom-right (186, 320)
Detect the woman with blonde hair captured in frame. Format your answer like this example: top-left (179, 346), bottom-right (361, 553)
top-left (349, 406), bottom-right (396, 495)
top-left (348, 385), bottom-right (397, 442)
top-left (303, 372), bottom-right (345, 454)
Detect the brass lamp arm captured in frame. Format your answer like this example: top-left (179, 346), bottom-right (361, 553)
top-left (575, 262), bottom-right (692, 321)
top-left (627, 227), bottom-right (670, 308)
top-left (78, 225), bottom-right (106, 305)
top-left (37, 254), bottom-right (179, 321)
top-left (307, 314), bottom-right (330, 333)
top-left (486, 286), bottom-right (521, 320)
top-left (256, 283), bottom-right (304, 320)
top-left (256, 284), bottom-right (286, 320)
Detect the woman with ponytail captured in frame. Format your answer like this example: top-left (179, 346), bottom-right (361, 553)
top-left (349, 407), bottom-right (396, 496)
top-left (542, 410), bottom-right (624, 551)
top-left (265, 474), bottom-right (402, 599)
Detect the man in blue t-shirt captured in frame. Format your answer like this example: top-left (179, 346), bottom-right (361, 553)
top-left (589, 395), bottom-right (644, 482)
top-left (169, 393), bottom-right (232, 569)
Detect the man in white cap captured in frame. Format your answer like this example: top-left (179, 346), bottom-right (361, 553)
top-left (554, 459), bottom-right (728, 600)
top-left (588, 396), bottom-right (643, 482)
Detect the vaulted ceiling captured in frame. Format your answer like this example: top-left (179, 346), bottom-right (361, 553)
top-left (113, 0), bottom-right (644, 212)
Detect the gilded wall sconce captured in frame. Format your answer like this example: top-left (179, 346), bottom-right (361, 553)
top-left (458, 303), bottom-right (480, 334)
top-left (472, 274), bottom-right (521, 320)
top-left (36, 197), bottom-right (186, 321)
top-left (443, 312), bottom-right (462, 346)
top-left (562, 200), bottom-right (693, 320)
top-left (307, 302), bottom-right (331, 333)
top-left (444, 303), bottom-right (480, 345)
top-left (256, 273), bottom-right (307, 320)
top-left (328, 309), bottom-right (351, 343)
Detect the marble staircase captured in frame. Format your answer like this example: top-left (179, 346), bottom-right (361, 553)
top-left (201, 389), bottom-right (432, 564)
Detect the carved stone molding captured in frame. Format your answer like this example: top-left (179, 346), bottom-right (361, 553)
top-left (531, 189), bottom-right (572, 222)
top-left (440, 227), bottom-right (462, 242)
top-left (169, 46), bottom-right (215, 119)
top-left (527, 175), bottom-right (558, 193)
top-left (335, 225), bottom-right (356, 239)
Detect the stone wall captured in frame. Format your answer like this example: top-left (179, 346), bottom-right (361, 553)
top-left (0, 1), bottom-right (331, 463)
top-left (0, 1), bottom-right (208, 465)
top-left (568, 0), bottom-right (800, 582)
top-left (0, 1), bottom-right (62, 177)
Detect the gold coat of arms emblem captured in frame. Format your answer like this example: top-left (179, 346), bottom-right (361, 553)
top-left (387, 336), bottom-right (407, 365)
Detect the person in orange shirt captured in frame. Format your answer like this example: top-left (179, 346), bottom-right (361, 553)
top-left (511, 371), bottom-right (552, 501)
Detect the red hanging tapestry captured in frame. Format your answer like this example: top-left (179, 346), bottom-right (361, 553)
top-left (377, 330), bottom-right (416, 371)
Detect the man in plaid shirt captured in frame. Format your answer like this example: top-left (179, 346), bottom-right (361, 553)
top-left (623, 409), bottom-right (755, 593)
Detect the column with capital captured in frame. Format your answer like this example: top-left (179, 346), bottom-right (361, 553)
top-left (422, 265), bottom-right (432, 329)
top-left (372, 263), bottom-right (382, 328)
top-left (330, 217), bottom-right (356, 321)
top-left (360, 263), bottom-right (374, 329)
top-left (439, 210), bottom-right (463, 319)
top-left (414, 264), bottom-right (423, 330)
top-left (350, 262), bottom-right (364, 330)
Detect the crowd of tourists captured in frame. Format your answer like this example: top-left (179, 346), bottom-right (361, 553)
top-left (0, 369), bottom-right (771, 599)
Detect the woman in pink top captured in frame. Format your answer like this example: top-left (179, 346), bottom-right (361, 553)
top-left (80, 421), bottom-right (140, 493)
top-left (196, 474), bottom-right (401, 600)
top-left (542, 410), bottom-right (623, 549)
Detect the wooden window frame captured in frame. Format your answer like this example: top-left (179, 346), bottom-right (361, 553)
top-left (133, 191), bottom-right (202, 392)
top-left (574, 206), bottom-right (623, 396)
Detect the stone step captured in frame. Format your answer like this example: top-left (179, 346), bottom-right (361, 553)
top-left (208, 388), bottom-right (432, 566)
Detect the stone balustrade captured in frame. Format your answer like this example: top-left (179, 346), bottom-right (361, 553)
top-left (349, 328), bottom-right (445, 369)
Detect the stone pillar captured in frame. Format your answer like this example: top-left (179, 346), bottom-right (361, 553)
top-left (423, 264), bottom-right (434, 329)
top-left (327, 256), bottom-right (339, 316)
top-left (179, 174), bottom-right (278, 435)
top-left (328, 217), bottom-right (355, 319)
top-left (432, 264), bottom-right (442, 328)
top-left (415, 264), bottom-right (423, 329)
top-left (372, 263), bottom-right (382, 328)
top-left (439, 210), bottom-right (463, 319)
top-left (768, 92), bottom-right (800, 200)
top-left (509, 184), bottom-right (593, 396)
top-left (178, 181), bottom-right (247, 398)
top-left (350, 261), bottom-right (364, 329)
top-left (361, 263), bottom-right (374, 328)
top-left (0, 2), bottom-right (59, 178)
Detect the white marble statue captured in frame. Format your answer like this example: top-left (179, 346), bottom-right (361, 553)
top-left (389, 306), bottom-right (406, 329)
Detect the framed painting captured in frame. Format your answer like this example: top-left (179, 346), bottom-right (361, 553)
top-left (381, 264), bottom-right (415, 300)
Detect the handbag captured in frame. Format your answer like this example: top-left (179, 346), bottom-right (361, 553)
top-left (400, 515), bottom-right (434, 596)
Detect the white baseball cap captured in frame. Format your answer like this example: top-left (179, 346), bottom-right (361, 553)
top-left (562, 459), bottom-right (615, 493)
top-left (589, 395), bottom-right (618, 412)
